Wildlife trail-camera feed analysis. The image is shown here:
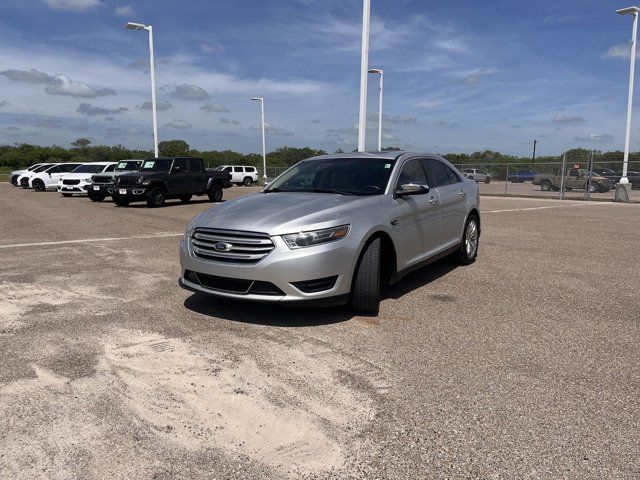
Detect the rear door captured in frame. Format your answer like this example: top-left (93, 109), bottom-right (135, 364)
top-left (393, 158), bottom-right (440, 269)
top-left (189, 159), bottom-right (207, 193)
top-left (423, 158), bottom-right (467, 249)
top-left (232, 166), bottom-right (243, 183)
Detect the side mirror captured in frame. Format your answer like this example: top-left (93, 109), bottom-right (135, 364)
top-left (395, 183), bottom-right (429, 197)
top-left (171, 166), bottom-right (182, 174)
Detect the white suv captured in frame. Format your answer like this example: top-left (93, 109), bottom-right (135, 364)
top-left (463, 168), bottom-right (491, 184)
top-left (58, 162), bottom-right (117, 196)
top-left (215, 165), bottom-right (259, 186)
top-left (29, 163), bottom-right (83, 191)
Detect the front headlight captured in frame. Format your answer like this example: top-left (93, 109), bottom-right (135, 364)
top-left (282, 225), bottom-right (350, 249)
top-left (184, 215), bottom-right (200, 239)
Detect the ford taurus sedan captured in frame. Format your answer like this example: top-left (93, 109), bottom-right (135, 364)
top-left (179, 152), bottom-right (480, 314)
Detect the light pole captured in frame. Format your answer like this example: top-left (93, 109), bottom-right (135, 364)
top-left (357, 0), bottom-right (371, 152)
top-left (125, 21), bottom-right (159, 158)
top-left (532, 138), bottom-right (537, 164)
top-left (617, 6), bottom-right (640, 185)
top-left (250, 97), bottom-right (267, 183)
top-left (368, 68), bottom-right (383, 151)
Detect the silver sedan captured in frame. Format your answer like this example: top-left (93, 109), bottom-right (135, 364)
top-left (179, 152), bottom-right (480, 314)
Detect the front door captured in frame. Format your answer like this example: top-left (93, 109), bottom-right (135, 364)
top-left (392, 158), bottom-right (441, 270)
top-left (189, 159), bottom-right (207, 193)
top-left (168, 158), bottom-right (190, 194)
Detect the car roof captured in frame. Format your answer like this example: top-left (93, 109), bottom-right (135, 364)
top-left (305, 151), bottom-right (446, 162)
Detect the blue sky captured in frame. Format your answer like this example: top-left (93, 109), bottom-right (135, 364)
top-left (0, 0), bottom-right (638, 156)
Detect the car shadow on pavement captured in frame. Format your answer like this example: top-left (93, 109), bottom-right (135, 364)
top-left (382, 258), bottom-right (458, 300)
top-left (121, 199), bottom-right (218, 209)
top-left (183, 294), bottom-right (355, 327)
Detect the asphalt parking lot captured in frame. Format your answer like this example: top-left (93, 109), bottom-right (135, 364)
top-left (0, 183), bottom-right (638, 479)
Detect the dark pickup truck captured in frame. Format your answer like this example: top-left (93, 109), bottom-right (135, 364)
top-left (111, 157), bottom-right (232, 207)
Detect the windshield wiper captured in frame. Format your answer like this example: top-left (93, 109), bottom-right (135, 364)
top-left (311, 188), bottom-right (355, 196)
top-left (263, 188), bottom-right (354, 196)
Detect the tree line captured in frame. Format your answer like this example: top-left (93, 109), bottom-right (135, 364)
top-left (1, 138), bottom-right (639, 171)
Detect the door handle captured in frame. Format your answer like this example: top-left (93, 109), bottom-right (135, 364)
top-left (459, 190), bottom-right (466, 197)
top-left (429, 197), bottom-right (438, 205)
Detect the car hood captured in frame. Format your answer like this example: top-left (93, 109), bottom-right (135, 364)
top-left (193, 192), bottom-right (383, 236)
top-left (10, 169), bottom-right (26, 175)
top-left (61, 172), bottom-right (96, 181)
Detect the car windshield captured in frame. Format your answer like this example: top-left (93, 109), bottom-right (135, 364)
top-left (265, 157), bottom-right (396, 196)
top-left (73, 164), bottom-right (107, 173)
top-left (213, 166), bottom-right (224, 171)
top-left (116, 161), bottom-right (142, 171)
top-left (140, 159), bottom-right (172, 172)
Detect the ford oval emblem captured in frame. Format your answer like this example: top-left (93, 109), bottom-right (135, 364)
top-left (213, 242), bottom-right (233, 252)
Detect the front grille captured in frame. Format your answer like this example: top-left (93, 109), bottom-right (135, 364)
top-left (190, 228), bottom-right (275, 264)
top-left (185, 270), bottom-right (284, 296)
top-left (92, 175), bottom-right (113, 184)
top-left (63, 179), bottom-right (80, 185)
top-left (117, 176), bottom-right (139, 186)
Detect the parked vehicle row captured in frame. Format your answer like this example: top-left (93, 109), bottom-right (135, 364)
top-left (8, 157), bottom-right (233, 207)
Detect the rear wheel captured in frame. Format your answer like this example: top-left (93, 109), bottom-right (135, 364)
top-left (456, 215), bottom-right (479, 265)
top-left (484, 177), bottom-right (491, 184)
top-left (113, 196), bottom-right (130, 207)
top-left (349, 238), bottom-right (381, 315)
top-left (243, 176), bottom-right (253, 186)
top-left (540, 180), bottom-right (552, 191)
top-left (208, 183), bottom-right (223, 202)
top-left (146, 187), bottom-right (166, 208)
top-left (179, 194), bottom-right (192, 204)
top-left (33, 179), bottom-right (46, 192)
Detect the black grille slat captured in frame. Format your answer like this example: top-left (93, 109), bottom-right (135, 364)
top-left (191, 228), bottom-right (275, 264)
top-left (117, 176), bottom-right (139, 186)
top-left (92, 175), bottom-right (113, 184)
top-left (185, 271), bottom-right (283, 296)
top-left (63, 179), bottom-right (80, 185)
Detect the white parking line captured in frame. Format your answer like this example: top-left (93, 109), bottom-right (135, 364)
top-left (482, 203), bottom-right (607, 213)
top-left (0, 232), bottom-right (183, 249)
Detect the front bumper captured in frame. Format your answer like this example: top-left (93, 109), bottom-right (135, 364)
top-left (111, 186), bottom-right (147, 200)
top-left (90, 184), bottom-right (114, 195)
top-left (179, 233), bottom-right (359, 304)
top-left (58, 182), bottom-right (92, 194)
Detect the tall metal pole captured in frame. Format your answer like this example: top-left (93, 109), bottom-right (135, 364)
top-left (260, 98), bottom-right (267, 182)
top-left (532, 139), bottom-right (537, 164)
top-left (377, 70), bottom-right (383, 151)
top-left (621, 9), bottom-right (639, 184)
top-left (357, 0), bottom-right (371, 152)
top-left (148, 26), bottom-right (159, 158)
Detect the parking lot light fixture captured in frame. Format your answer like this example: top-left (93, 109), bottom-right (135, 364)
top-left (124, 21), bottom-right (159, 158)
top-left (617, 6), bottom-right (640, 184)
top-left (250, 97), bottom-right (267, 182)
top-left (368, 68), bottom-right (383, 151)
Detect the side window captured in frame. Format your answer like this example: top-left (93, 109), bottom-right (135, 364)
top-left (444, 165), bottom-right (462, 184)
top-left (463, 169), bottom-right (473, 174)
top-left (247, 167), bottom-right (256, 172)
top-left (223, 167), bottom-right (232, 172)
top-left (104, 164), bottom-right (116, 172)
top-left (233, 166), bottom-right (242, 172)
top-left (396, 159), bottom-right (428, 188)
top-left (61, 164), bottom-right (75, 172)
top-left (48, 166), bottom-right (61, 174)
top-left (422, 159), bottom-right (451, 188)
top-left (189, 159), bottom-right (203, 172)
top-left (172, 158), bottom-right (188, 173)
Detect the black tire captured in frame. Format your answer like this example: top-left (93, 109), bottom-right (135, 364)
top-left (208, 183), bottom-right (223, 202)
top-left (88, 193), bottom-right (106, 202)
top-left (11, 175), bottom-right (19, 186)
top-left (349, 237), bottom-right (381, 315)
top-left (61, 193), bottom-right (73, 197)
top-left (540, 180), bottom-right (552, 191)
top-left (20, 178), bottom-right (30, 188)
top-left (146, 187), bottom-right (166, 208)
top-left (456, 214), bottom-right (479, 265)
top-left (587, 182), bottom-right (598, 194)
top-left (565, 186), bottom-right (573, 191)
top-left (179, 194), bottom-right (192, 204)
top-left (113, 196), bottom-right (130, 207)
top-left (484, 177), bottom-right (491, 184)
top-left (33, 179), bottom-right (46, 192)
top-left (243, 176), bottom-right (253, 186)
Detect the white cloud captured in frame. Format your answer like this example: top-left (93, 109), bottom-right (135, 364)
top-left (201, 103), bottom-right (230, 113)
top-left (44, 74), bottom-right (115, 98)
top-left (114, 5), bottom-right (134, 17)
top-left (77, 103), bottom-right (128, 116)
top-left (250, 122), bottom-right (293, 136)
top-left (602, 44), bottom-right (639, 60)
top-left (164, 119), bottom-right (192, 130)
top-left (574, 133), bottom-right (613, 143)
top-left (43, 0), bottom-right (102, 11)
top-left (220, 117), bottom-right (240, 125)
top-left (434, 38), bottom-right (468, 53)
top-left (200, 43), bottom-right (223, 54)
top-left (168, 84), bottom-right (210, 101)
top-left (553, 113), bottom-right (585, 125)
top-left (137, 101), bottom-right (173, 111)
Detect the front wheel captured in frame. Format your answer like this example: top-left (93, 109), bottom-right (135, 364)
top-left (484, 177), bottom-right (491, 184)
top-left (208, 184), bottom-right (223, 202)
top-left (456, 215), bottom-right (479, 265)
top-left (349, 238), bottom-right (381, 315)
top-left (243, 177), bottom-right (253, 186)
top-left (20, 179), bottom-right (30, 189)
top-left (33, 179), bottom-right (46, 192)
top-left (112, 196), bottom-right (130, 207)
top-left (146, 187), bottom-right (166, 208)
top-left (540, 180), bottom-right (552, 191)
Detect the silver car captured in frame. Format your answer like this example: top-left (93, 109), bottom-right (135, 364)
top-left (179, 152), bottom-right (480, 314)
